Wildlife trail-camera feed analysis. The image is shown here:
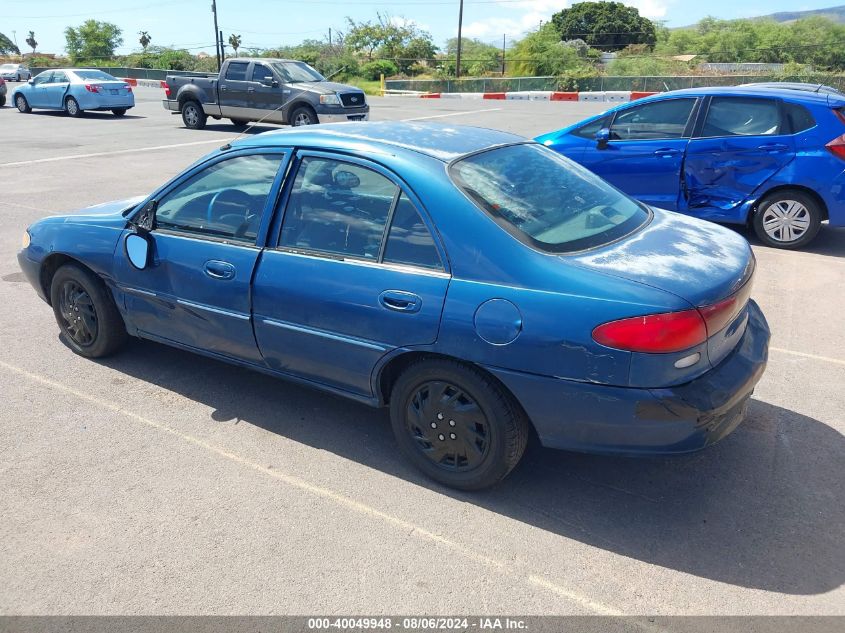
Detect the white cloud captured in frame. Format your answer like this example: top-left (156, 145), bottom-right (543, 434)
top-left (461, 1), bottom-right (669, 41)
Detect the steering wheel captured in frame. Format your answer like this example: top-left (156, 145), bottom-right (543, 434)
top-left (207, 188), bottom-right (254, 225)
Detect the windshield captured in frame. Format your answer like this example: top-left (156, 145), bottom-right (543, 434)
top-left (270, 61), bottom-right (325, 83)
top-left (450, 143), bottom-right (649, 253)
top-left (0, 64), bottom-right (16, 70)
top-left (73, 69), bottom-right (118, 81)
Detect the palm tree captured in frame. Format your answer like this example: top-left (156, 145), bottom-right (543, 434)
top-left (25, 30), bottom-right (37, 55)
top-left (138, 31), bottom-right (151, 51)
top-left (228, 34), bottom-right (241, 56)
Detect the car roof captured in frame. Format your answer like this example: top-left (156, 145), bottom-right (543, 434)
top-left (645, 85), bottom-right (844, 106)
top-left (231, 121), bottom-right (529, 162)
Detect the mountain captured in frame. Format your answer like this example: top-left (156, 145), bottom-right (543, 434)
top-left (761, 5), bottom-right (845, 23)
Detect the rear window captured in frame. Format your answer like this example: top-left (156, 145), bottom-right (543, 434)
top-left (450, 144), bottom-right (649, 253)
top-left (701, 97), bottom-right (781, 137)
top-left (225, 62), bottom-right (249, 81)
top-left (73, 69), bottom-right (118, 81)
top-left (783, 102), bottom-right (815, 133)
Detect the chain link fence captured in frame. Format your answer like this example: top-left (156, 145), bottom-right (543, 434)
top-left (386, 75), bottom-right (845, 93)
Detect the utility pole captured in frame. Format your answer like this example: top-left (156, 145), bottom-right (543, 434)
top-left (212, 0), bottom-right (221, 71)
top-left (12, 30), bottom-right (18, 53)
top-left (501, 34), bottom-right (506, 76)
top-left (329, 28), bottom-right (332, 48)
top-left (219, 30), bottom-right (226, 60)
top-left (455, 0), bottom-right (464, 79)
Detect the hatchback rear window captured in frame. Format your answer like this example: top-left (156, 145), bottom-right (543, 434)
top-left (783, 102), bottom-right (815, 133)
top-left (450, 144), bottom-right (649, 253)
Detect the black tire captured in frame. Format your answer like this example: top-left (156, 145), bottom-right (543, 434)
top-left (65, 96), bottom-right (83, 117)
top-left (389, 359), bottom-right (529, 490)
top-left (181, 100), bottom-right (207, 130)
top-left (289, 105), bottom-right (317, 126)
top-left (752, 189), bottom-right (822, 249)
top-left (0, 95), bottom-right (5, 107)
top-left (50, 264), bottom-right (128, 358)
top-left (16, 94), bottom-right (31, 113)
top-left (230, 118), bottom-right (249, 129)
top-left (112, 108), bottom-right (127, 117)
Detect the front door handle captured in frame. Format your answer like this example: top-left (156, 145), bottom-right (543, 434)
top-left (247, 87), bottom-right (255, 93)
top-left (654, 148), bottom-right (681, 157)
top-left (379, 290), bottom-right (422, 313)
top-left (757, 143), bottom-right (789, 152)
top-left (203, 260), bottom-right (236, 280)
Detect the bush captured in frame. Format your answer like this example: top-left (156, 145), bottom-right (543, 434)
top-left (360, 59), bottom-right (398, 80)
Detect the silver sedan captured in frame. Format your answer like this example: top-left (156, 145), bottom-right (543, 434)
top-left (0, 64), bottom-right (32, 82)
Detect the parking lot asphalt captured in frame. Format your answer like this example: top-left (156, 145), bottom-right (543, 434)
top-left (0, 86), bottom-right (843, 616)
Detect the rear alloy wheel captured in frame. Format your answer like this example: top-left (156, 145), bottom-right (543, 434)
top-left (753, 190), bottom-right (822, 249)
top-left (65, 96), bottom-right (82, 117)
top-left (50, 264), bottom-right (128, 358)
top-left (290, 105), bottom-right (317, 126)
top-left (16, 94), bottom-right (31, 113)
top-left (112, 108), bottom-right (127, 117)
top-left (389, 359), bottom-right (529, 490)
top-left (181, 100), bottom-right (207, 130)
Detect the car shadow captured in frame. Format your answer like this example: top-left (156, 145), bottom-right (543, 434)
top-left (22, 111), bottom-right (145, 121)
top-left (191, 122), bottom-right (284, 134)
top-left (90, 337), bottom-right (844, 596)
top-left (737, 224), bottom-right (845, 257)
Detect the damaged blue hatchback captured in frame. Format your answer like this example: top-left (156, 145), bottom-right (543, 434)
top-left (18, 122), bottom-right (770, 489)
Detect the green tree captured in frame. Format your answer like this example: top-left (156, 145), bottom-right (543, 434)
top-left (443, 38), bottom-right (500, 76)
top-left (138, 31), bottom-right (151, 51)
top-left (0, 32), bottom-right (20, 55)
top-left (228, 34), bottom-right (242, 56)
top-left (26, 31), bottom-right (37, 54)
top-left (64, 20), bottom-right (123, 62)
top-left (551, 2), bottom-right (656, 50)
top-left (509, 22), bottom-right (596, 76)
top-left (345, 13), bottom-right (437, 73)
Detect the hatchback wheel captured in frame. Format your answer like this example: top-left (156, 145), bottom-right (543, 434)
top-left (389, 359), bottom-right (529, 490)
top-left (16, 94), bottom-right (31, 113)
top-left (65, 96), bottom-right (82, 117)
top-left (753, 190), bottom-right (821, 249)
top-left (50, 264), bottom-right (128, 358)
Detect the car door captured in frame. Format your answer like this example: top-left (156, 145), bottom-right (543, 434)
top-left (114, 149), bottom-right (290, 363)
top-left (578, 98), bottom-right (698, 211)
top-left (26, 71), bottom-right (52, 107)
top-left (218, 61), bottom-right (251, 117)
top-left (246, 61), bottom-right (286, 123)
top-left (681, 96), bottom-right (797, 222)
top-left (45, 70), bottom-right (70, 109)
top-left (252, 152), bottom-right (450, 397)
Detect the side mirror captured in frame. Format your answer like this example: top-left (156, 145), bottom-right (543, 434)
top-left (132, 199), bottom-right (157, 233)
top-left (333, 170), bottom-right (360, 189)
top-left (125, 233), bottom-right (151, 270)
top-left (262, 76), bottom-right (278, 87)
top-left (596, 128), bottom-right (610, 150)
top-left (27, 78), bottom-right (34, 85)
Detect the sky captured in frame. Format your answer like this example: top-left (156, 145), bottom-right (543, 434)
top-left (0, 0), bottom-right (838, 56)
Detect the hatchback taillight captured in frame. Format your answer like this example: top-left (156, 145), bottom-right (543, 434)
top-left (826, 134), bottom-right (845, 161)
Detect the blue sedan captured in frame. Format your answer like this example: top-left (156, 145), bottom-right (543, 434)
top-left (536, 86), bottom-right (845, 249)
top-left (18, 122), bottom-right (769, 489)
top-left (12, 68), bottom-right (134, 117)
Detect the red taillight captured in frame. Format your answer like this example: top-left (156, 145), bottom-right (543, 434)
top-left (126, 84), bottom-right (132, 93)
top-left (826, 134), bottom-right (845, 160)
top-left (84, 84), bottom-right (102, 93)
top-left (592, 309), bottom-right (707, 354)
top-left (164, 84), bottom-right (171, 97)
top-left (593, 280), bottom-right (753, 354)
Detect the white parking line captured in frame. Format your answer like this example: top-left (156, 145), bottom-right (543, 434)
top-left (770, 346), bottom-right (845, 366)
top-left (402, 107), bottom-right (502, 122)
top-left (0, 358), bottom-right (624, 616)
top-left (0, 138), bottom-right (233, 168)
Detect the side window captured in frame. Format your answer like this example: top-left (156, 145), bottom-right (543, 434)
top-left (155, 153), bottom-right (284, 242)
top-left (783, 102), bottom-right (815, 134)
top-left (250, 64), bottom-right (272, 82)
top-left (224, 62), bottom-right (249, 81)
top-left (610, 99), bottom-right (695, 140)
top-left (52, 72), bottom-right (68, 84)
top-left (383, 194), bottom-right (443, 270)
top-left (701, 97), bottom-right (781, 137)
top-left (573, 115), bottom-right (611, 140)
top-left (280, 157), bottom-right (398, 259)
top-left (32, 72), bottom-right (50, 85)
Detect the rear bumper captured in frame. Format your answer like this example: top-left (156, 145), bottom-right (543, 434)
top-left (162, 99), bottom-right (179, 112)
top-left (488, 300), bottom-right (770, 455)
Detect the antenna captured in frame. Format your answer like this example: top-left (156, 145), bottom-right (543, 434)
top-left (220, 88), bottom-right (302, 150)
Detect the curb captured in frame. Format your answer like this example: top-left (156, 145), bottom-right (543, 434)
top-left (119, 78), bottom-right (168, 89)
top-left (417, 90), bottom-right (657, 102)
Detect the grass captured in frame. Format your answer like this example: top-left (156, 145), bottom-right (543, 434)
top-left (342, 77), bottom-right (383, 96)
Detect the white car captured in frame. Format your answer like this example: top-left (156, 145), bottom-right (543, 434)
top-left (0, 64), bottom-right (32, 82)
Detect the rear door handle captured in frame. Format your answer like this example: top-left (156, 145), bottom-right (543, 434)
top-left (379, 290), bottom-right (422, 313)
top-left (654, 148), bottom-right (681, 157)
top-left (203, 260), bottom-right (236, 280)
top-left (757, 143), bottom-right (789, 152)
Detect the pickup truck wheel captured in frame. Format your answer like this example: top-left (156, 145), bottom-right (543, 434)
top-left (181, 100), bottom-right (207, 130)
top-left (290, 105), bottom-right (317, 126)
top-left (389, 359), bottom-right (529, 490)
top-left (50, 264), bottom-right (128, 358)
top-left (230, 118), bottom-right (249, 129)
